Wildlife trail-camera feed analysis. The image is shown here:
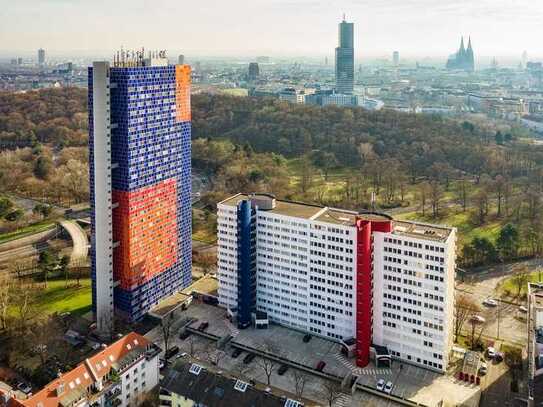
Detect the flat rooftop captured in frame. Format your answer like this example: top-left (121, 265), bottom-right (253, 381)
top-left (219, 194), bottom-right (453, 241)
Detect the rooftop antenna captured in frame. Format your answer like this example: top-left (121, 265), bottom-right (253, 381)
top-left (343, 13), bottom-right (346, 21)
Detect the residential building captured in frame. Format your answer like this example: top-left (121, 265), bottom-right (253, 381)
top-left (278, 88), bottom-right (307, 104)
top-left (217, 194), bottom-right (456, 372)
top-left (335, 17), bottom-right (354, 94)
top-left (0, 333), bottom-right (160, 407)
top-left (159, 361), bottom-right (299, 407)
top-left (38, 49), bottom-right (45, 66)
top-left (89, 50), bottom-right (192, 332)
top-left (527, 283), bottom-right (543, 407)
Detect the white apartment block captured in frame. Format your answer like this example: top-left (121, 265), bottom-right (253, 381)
top-left (217, 193), bottom-right (456, 372)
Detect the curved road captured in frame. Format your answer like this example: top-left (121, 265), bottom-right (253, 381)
top-left (59, 220), bottom-right (89, 265)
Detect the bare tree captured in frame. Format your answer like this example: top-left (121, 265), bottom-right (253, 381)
top-left (319, 380), bottom-right (344, 407)
top-left (429, 180), bottom-right (443, 218)
top-left (0, 273), bottom-right (15, 331)
top-left (511, 267), bottom-right (530, 297)
top-left (291, 369), bottom-right (310, 399)
top-left (255, 341), bottom-right (281, 386)
top-left (454, 295), bottom-right (480, 343)
top-left (203, 342), bottom-right (226, 368)
top-left (417, 181), bottom-right (431, 216)
top-left (161, 313), bottom-right (175, 354)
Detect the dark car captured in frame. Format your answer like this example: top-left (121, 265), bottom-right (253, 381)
top-left (197, 321), bottom-right (209, 332)
top-left (243, 353), bottom-right (256, 364)
top-left (232, 348), bottom-right (243, 358)
top-left (179, 330), bottom-right (191, 340)
top-left (303, 334), bottom-right (312, 343)
top-left (278, 364), bottom-right (289, 376)
top-left (164, 346), bottom-right (179, 360)
top-left (316, 361), bottom-right (326, 372)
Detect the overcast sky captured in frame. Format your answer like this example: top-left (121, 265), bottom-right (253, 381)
top-left (1, 0), bottom-right (541, 59)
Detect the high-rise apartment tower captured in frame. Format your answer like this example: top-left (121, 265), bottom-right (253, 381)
top-left (89, 50), bottom-right (192, 332)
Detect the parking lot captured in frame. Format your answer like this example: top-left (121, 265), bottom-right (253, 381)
top-left (146, 302), bottom-right (483, 406)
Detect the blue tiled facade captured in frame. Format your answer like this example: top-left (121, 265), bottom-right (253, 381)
top-left (89, 64), bottom-right (192, 323)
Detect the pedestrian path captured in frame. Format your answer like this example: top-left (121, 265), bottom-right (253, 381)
top-left (333, 353), bottom-right (391, 376)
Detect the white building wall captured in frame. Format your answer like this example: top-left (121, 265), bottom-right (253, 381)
top-left (256, 212), bottom-right (311, 331)
top-left (308, 221), bottom-right (357, 340)
top-left (119, 354), bottom-right (159, 406)
top-left (92, 61), bottom-right (114, 334)
top-left (217, 204), bottom-right (238, 311)
top-left (372, 230), bottom-right (456, 372)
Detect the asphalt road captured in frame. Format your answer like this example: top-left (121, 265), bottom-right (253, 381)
top-left (59, 220), bottom-right (89, 265)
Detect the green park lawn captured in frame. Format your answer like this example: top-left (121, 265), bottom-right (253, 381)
top-left (499, 270), bottom-right (543, 297)
top-left (0, 220), bottom-right (56, 244)
top-left (36, 278), bottom-right (92, 316)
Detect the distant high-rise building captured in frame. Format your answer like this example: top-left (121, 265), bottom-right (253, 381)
top-left (38, 48), bottom-right (45, 66)
top-left (393, 51), bottom-right (400, 67)
top-left (89, 50), bottom-right (192, 332)
top-left (256, 56), bottom-right (270, 64)
top-left (17, 57), bottom-right (23, 66)
top-left (522, 51), bottom-right (528, 69)
top-left (325, 56), bottom-right (329, 66)
top-left (335, 16), bottom-right (354, 94)
top-left (178, 54), bottom-right (185, 65)
top-left (248, 62), bottom-right (259, 81)
top-left (446, 36), bottom-right (475, 72)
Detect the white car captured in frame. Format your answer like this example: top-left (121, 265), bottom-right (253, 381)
top-left (376, 379), bottom-right (385, 391)
top-left (176, 352), bottom-right (188, 359)
top-left (519, 306), bottom-right (528, 313)
top-left (472, 315), bottom-right (486, 323)
top-left (483, 298), bottom-right (498, 307)
top-left (487, 347), bottom-right (496, 358)
top-left (479, 362), bottom-right (488, 376)
top-left (384, 381), bottom-right (393, 394)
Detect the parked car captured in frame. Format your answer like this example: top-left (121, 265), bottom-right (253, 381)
top-left (179, 330), bottom-right (191, 340)
top-left (519, 305), bottom-right (528, 313)
top-left (315, 361), bottom-right (326, 372)
top-left (472, 315), bottom-right (486, 323)
top-left (278, 364), bottom-right (289, 375)
top-left (164, 346), bottom-right (180, 360)
top-left (159, 358), bottom-right (166, 370)
top-left (376, 379), bottom-right (385, 391)
top-left (197, 321), bottom-right (209, 332)
top-left (303, 334), bottom-right (312, 343)
top-left (17, 382), bottom-right (32, 395)
top-left (176, 352), bottom-right (188, 359)
top-left (479, 362), bottom-right (488, 375)
top-left (494, 352), bottom-right (504, 363)
top-left (243, 353), bottom-right (256, 364)
top-left (483, 298), bottom-right (498, 307)
top-left (232, 348), bottom-right (243, 358)
top-left (384, 381), bottom-right (393, 394)
top-left (486, 347), bottom-right (496, 359)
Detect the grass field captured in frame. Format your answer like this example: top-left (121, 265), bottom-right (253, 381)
top-left (36, 278), bottom-right (92, 316)
top-left (0, 220), bottom-right (56, 244)
top-left (499, 270), bottom-right (543, 297)
top-left (396, 208), bottom-right (503, 248)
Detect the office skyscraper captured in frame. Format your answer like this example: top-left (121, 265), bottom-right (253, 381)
top-left (38, 48), bottom-right (45, 66)
top-left (178, 54), bottom-right (185, 65)
top-left (335, 16), bottom-right (354, 94)
top-left (89, 50), bottom-right (192, 332)
top-left (248, 62), bottom-right (260, 81)
top-left (393, 51), bottom-right (400, 67)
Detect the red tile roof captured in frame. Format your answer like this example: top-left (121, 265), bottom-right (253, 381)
top-left (1, 332), bottom-right (151, 407)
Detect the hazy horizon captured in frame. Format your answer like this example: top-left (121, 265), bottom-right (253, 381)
top-left (1, 0), bottom-right (542, 60)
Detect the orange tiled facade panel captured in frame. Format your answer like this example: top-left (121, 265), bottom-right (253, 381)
top-left (175, 64), bottom-right (191, 122)
top-left (113, 179), bottom-right (178, 290)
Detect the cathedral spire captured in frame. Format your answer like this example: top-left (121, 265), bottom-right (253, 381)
top-left (460, 36), bottom-right (466, 53)
top-left (467, 36), bottom-right (473, 51)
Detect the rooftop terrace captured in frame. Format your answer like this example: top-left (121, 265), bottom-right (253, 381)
top-left (219, 193), bottom-right (453, 241)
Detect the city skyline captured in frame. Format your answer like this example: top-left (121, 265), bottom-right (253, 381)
top-left (1, 0), bottom-right (542, 59)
